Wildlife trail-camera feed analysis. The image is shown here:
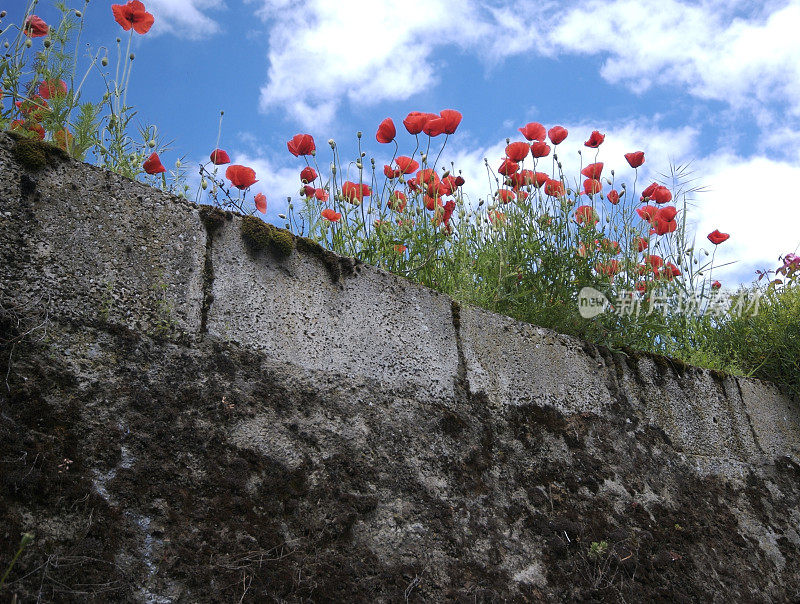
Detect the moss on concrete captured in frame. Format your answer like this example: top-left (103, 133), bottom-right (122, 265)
top-left (9, 131), bottom-right (68, 171)
top-left (240, 215), bottom-right (294, 258)
top-left (198, 205), bottom-right (230, 235)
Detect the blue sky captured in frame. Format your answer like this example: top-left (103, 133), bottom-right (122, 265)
top-left (9, 0), bottom-right (800, 285)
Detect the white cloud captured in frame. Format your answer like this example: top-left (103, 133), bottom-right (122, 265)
top-left (252, 0), bottom-right (496, 128)
top-left (546, 0), bottom-right (800, 122)
top-left (146, 0), bottom-right (225, 39)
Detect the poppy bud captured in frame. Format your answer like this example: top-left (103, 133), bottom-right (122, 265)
top-left (278, 213), bottom-right (286, 219)
top-left (43, 39), bottom-right (51, 48)
top-left (357, 131), bottom-right (362, 138)
top-left (25, 38), bottom-right (32, 48)
top-left (328, 139), bottom-right (335, 147)
top-left (442, 170), bottom-right (450, 178)
top-left (0, 11), bottom-right (5, 17)
top-left (175, 160), bottom-right (181, 168)
top-left (117, 38), bottom-right (121, 43)
top-left (331, 165), bottom-right (336, 174)
top-left (285, 223), bottom-right (290, 229)
top-left (356, 162), bottom-right (362, 170)
top-left (201, 179), bottom-right (208, 190)
top-left (421, 154), bottom-right (427, 163)
top-left (75, 10), bottom-right (82, 17)
top-left (578, 149), bottom-right (582, 155)
top-left (129, 53), bottom-right (135, 60)
top-left (3, 41), bottom-right (9, 48)
top-left (288, 204), bottom-right (293, 210)
top-left (101, 57), bottom-right (108, 66)
top-left (148, 140), bottom-right (155, 148)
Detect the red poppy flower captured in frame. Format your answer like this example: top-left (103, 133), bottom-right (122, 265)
top-left (530, 142), bottom-right (551, 158)
top-left (38, 80), bottom-right (68, 100)
top-left (16, 96), bottom-right (49, 120)
top-left (652, 218), bottom-right (677, 236)
top-left (646, 255), bottom-right (664, 269)
top-left (711, 280), bottom-right (721, 290)
top-left (384, 165), bottom-right (401, 179)
top-left (498, 189), bottom-right (516, 204)
top-left (54, 128), bottom-right (73, 151)
top-left (440, 175), bottom-right (459, 195)
top-left (498, 158), bottom-right (519, 176)
top-left (395, 156), bottom-right (419, 174)
top-left (394, 245), bottom-right (407, 254)
top-left (300, 166), bottom-right (317, 183)
top-left (254, 193), bottom-right (267, 214)
top-left (10, 120), bottom-right (45, 140)
top-left (505, 141), bottom-right (530, 162)
top-left (376, 117), bottom-right (396, 143)
top-left (656, 206), bottom-right (677, 223)
top-left (600, 239), bottom-right (620, 254)
top-left (226, 165), bottom-right (258, 189)
top-left (640, 182), bottom-right (658, 201)
top-left (403, 112), bottom-right (437, 135)
top-left (423, 117), bottom-right (446, 137)
top-left (442, 199), bottom-right (456, 226)
top-left (533, 172), bottom-right (549, 188)
top-left (596, 260), bottom-right (620, 276)
top-left (389, 190), bottom-right (407, 212)
top-left (424, 195), bottom-right (443, 211)
top-left (583, 179), bottom-right (602, 195)
top-left (416, 168), bottom-right (439, 186)
top-left (548, 126), bottom-right (568, 145)
top-left (544, 179), bottom-right (565, 197)
top-left (636, 237), bottom-right (649, 252)
top-left (580, 162), bottom-right (603, 180)
top-left (575, 205), bottom-right (599, 225)
top-left (439, 109), bottom-right (462, 134)
top-left (625, 151), bottom-right (645, 169)
top-left (707, 230), bottom-right (730, 245)
top-left (584, 130), bottom-right (605, 148)
top-left (321, 209), bottom-right (341, 222)
top-left (287, 133), bottom-right (315, 157)
top-left (302, 185), bottom-right (315, 197)
top-left (143, 152), bottom-right (166, 174)
top-left (519, 122), bottom-right (546, 141)
top-left (488, 210), bottom-right (506, 225)
top-left (112, 1), bottom-right (155, 35)
top-left (455, 175), bottom-right (465, 187)
top-left (635, 281), bottom-right (648, 294)
top-left (315, 188), bottom-right (329, 202)
top-left (651, 186), bottom-right (672, 204)
top-left (661, 262), bottom-right (681, 280)
top-left (341, 181), bottom-right (371, 203)
top-left (637, 206), bottom-right (658, 222)
top-left (607, 189), bottom-right (620, 205)
top-left (23, 15), bottom-right (49, 37)
top-left (210, 149), bottom-right (230, 165)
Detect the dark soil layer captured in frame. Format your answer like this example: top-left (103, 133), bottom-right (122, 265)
top-left (1, 318), bottom-right (799, 602)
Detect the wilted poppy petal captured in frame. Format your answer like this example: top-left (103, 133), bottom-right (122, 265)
top-left (254, 193), bottom-right (267, 214)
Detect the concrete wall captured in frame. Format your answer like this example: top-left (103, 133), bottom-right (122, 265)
top-left (2, 133), bottom-right (797, 475)
top-left (2, 133), bottom-right (800, 601)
